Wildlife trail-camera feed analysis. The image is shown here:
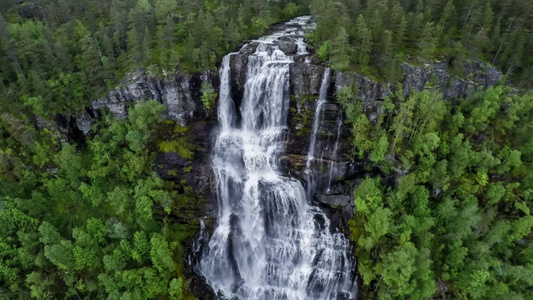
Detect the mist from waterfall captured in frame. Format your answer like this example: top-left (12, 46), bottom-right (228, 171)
top-left (198, 16), bottom-right (358, 300)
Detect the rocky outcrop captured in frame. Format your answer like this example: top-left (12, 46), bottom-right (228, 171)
top-left (334, 61), bottom-right (502, 122)
top-left (77, 68), bottom-right (220, 220)
top-left (400, 61), bottom-right (501, 99)
top-left (91, 69), bottom-right (218, 127)
top-left (34, 66), bottom-right (220, 227)
top-left (335, 61), bottom-right (501, 102)
top-left (290, 56), bottom-right (326, 96)
top-left (273, 39), bottom-right (298, 54)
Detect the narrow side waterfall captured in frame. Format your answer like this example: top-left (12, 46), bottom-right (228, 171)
top-left (198, 17), bottom-right (357, 300)
top-left (218, 54), bottom-right (238, 129)
top-left (305, 67), bottom-right (331, 197)
top-left (327, 113), bottom-right (344, 193)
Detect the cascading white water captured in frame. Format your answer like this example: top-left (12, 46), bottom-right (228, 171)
top-left (199, 16), bottom-right (357, 300)
top-left (218, 54), bottom-right (238, 129)
top-left (305, 68), bottom-right (331, 196)
top-left (326, 113), bottom-right (344, 193)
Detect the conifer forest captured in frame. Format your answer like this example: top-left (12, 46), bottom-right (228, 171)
top-left (0, 0), bottom-right (532, 299)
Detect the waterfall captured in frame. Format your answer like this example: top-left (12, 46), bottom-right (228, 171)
top-left (305, 68), bottom-right (331, 197)
top-left (198, 16), bottom-right (357, 300)
top-left (218, 54), bottom-right (238, 129)
top-left (326, 112), bottom-right (344, 193)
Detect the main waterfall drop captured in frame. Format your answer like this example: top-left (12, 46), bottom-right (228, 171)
top-left (198, 17), bottom-right (357, 300)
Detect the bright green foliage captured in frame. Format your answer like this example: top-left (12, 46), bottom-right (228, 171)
top-left (169, 277), bottom-right (184, 299)
top-left (201, 82), bottom-right (217, 112)
top-left (0, 102), bottom-right (199, 298)
top-left (150, 234), bottom-right (175, 274)
top-left (347, 87), bottom-right (533, 299)
top-left (370, 134), bottom-right (389, 163)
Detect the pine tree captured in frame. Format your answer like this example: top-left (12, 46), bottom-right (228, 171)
top-left (409, 13), bottom-right (425, 42)
top-left (127, 27), bottom-right (142, 67)
top-left (420, 22), bottom-right (437, 59)
top-left (381, 30), bottom-right (402, 82)
top-left (76, 21), bottom-right (104, 88)
top-left (330, 27), bottom-right (350, 70)
top-left (395, 16), bottom-right (408, 46)
top-left (354, 14), bottom-right (373, 66)
top-left (142, 27), bottom-right (152, 66)
top-left (439, 0), bottom-right (456, 40)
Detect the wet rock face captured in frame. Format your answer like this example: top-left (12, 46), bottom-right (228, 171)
top-left (41, 31), bottom-right (503, 237)
top-left (153, 120), bottom-right (216, 212)
top-left (39, 19), bottom-right (505, 297)
top-left (290, 61), bottom-right (325, 96)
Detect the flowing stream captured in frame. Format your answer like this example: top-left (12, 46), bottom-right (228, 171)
top-left (198, 17), bottom-right (357, 300)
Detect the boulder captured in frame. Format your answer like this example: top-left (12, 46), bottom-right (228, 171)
top-left (273, 40), bottom-right (297, 55)
top-left (316, 194), bottom-right (352, 207)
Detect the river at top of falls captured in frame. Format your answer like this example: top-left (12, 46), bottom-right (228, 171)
top-left (198, 16), bottom-right (358, 300)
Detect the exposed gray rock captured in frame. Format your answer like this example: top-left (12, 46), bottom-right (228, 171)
top-left (290, 61), bottom-right (325, 95)
top-left (334, 72), bottom-right (390, 122)
top-left (334, 61), bottom-right (502, 107)
top-left (19, 2), bottom-right (44, 20)
top-left (34, 115), bottom-right (57, 132)
top-left (91, 69), bottom-right (216, 126)
top-left (316, 194), bottom-right (352, 207)
top-left (74, 111), bottom-right (93, 135)
top-left (273, 40), bottom-right (297, 55)
top-left (229, 42), bottom-right (259, 91)
top-left (334, 72), bottom-right (391, 101)
top-left (342, 204), bottom-right (356, 225)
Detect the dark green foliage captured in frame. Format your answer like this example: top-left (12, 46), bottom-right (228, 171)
top-left (0, 0), bottom-right (306, 116)
top-left (345, 87), bottom-right (533, 299)
top-left (1, 1), bottom-right (532, 299)
top-left (0, 2), bottom-right (308, 297)
top-left (310, 0), bottom-right (533, 86)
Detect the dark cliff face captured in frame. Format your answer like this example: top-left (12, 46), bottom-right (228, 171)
top-left (334, 60), bottom-right (502, 122)
top-left (76, 20), bottom-right (502, 227)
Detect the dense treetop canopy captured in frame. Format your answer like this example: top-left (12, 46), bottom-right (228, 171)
top-left (0, 0), bottom-right (532, 299)
top-left (311, 0), bottom-right (533, 86)
top-left (0, 0), bottom-right (306, 116)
